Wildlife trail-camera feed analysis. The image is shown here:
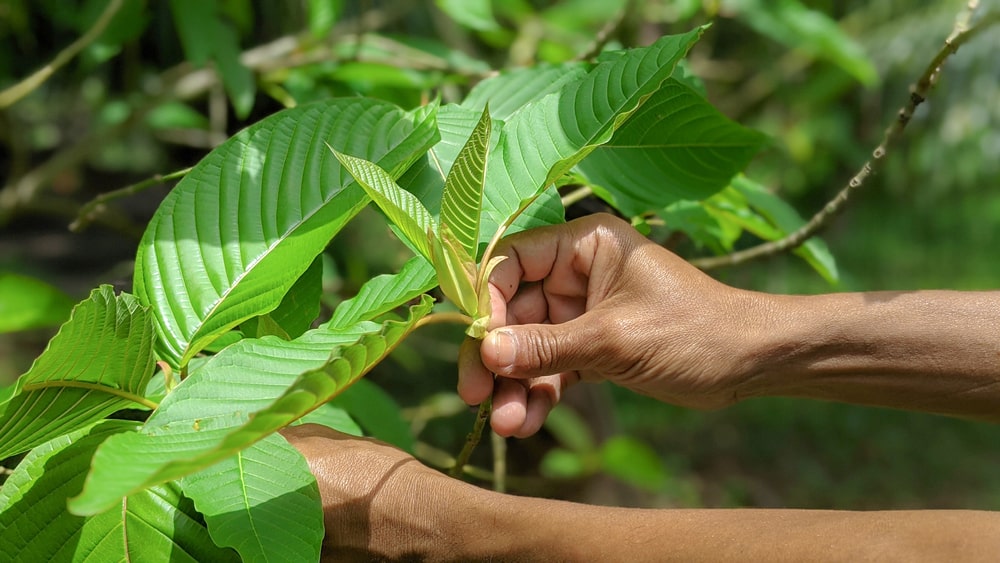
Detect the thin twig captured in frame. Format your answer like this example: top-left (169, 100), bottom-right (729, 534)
top-left (561, 185), bottom-right (594, 208)
top-left (413, 311), bottom-right (474, 330)
top-left (491, 430), bottom-right (507, 493)
top-left (450, 397), bottom-right (491, 478)
top-left (0, 0), bottom-right (124, 108)
top-left (691, 8), bottom-right (1000, 271)
top-left (573, 0), bottom-right (635, 62)
top-left (70, 167), bottom-right (192, 232)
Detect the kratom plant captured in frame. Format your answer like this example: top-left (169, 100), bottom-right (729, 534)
top-left (0, 27), bottom-right (784, 560)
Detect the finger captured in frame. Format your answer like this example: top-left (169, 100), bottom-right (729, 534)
top-left (481, 316), bottom-right (606, 379)
top-left (490, 377), bottom-right (528, 437)
top-left (513, 375), bottom-right (565, 438)
top-left (457, 337), bottom-right (494, 406)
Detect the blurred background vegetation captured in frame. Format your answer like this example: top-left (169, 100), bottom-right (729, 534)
top-left (2, 0), bottom-right (998, 511)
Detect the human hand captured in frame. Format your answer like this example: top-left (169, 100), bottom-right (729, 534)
top-left (458, 213), bottom-right (768, 437)
top-left (281, 424), bottom-right (482, 562)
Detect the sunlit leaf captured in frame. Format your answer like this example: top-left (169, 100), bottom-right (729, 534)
top-left (135, 99), bottom-right (437, 368)
top-left (69, 297), bottom-right (434, 516)
top-left (0, 286), bottom-right (155, 460)
top-left (324, 255), bottom-right (436, 330)
top-left (577, 78), bottom-right (769, 216)
top-left (440, 105), bottom-right (492, 257)
top-left (430, 223), bottom-right (478, 316)
top-left (180, 433), bottom-right (322, 563)
top-left (330, 148), bottom-right (437, 261)
top-left (0, 421), bottom-right (238, 562)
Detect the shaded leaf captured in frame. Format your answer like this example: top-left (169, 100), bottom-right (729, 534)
top-left (0, 421), bottom-right (238, 562)
top-left (0, 272), bottom-right (74, 333)
top-left (328, 378), bottom-right (413, 451)
top-left (293, 402), bottom-right (363, 436)
top-left (435, 0), bottom-right (500, 31)
top-left (181, 433), bottom-right (322, 563)
top-left (135, 99), bottom-right (437, 368)
top-left (599, 435), bottom-right (668, 492)
top-left (0, 286), bottom-right (155, 460)
top-left (69, 297), bottom-right (434, 516)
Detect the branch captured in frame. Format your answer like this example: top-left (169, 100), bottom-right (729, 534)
top-left (70, 167), bottom-right (192, 232)
top-left (573, 0), bottom-right (636, 62)
top-left (691, 8), bottom-right (1000, 271)
top-left (450, 397), bottom-right (491, 478)
top-left (0, 0), bottom-right (124, 108)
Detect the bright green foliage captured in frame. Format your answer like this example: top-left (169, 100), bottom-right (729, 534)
top-left (0, 272), bottom-right (74, 333)
top-left (435, 0), bottom-right (500, 31)
top-left (180, 433), bottom-right (323, 563)
top-left (324, 256), bottom-right (437, 330)
top-left (0, 421), bottom-right (238, 562)
top-left (135, 99), bottom-right (438, 368)
top-left (69, 296), bottom-right (433, 515)
top-left (440, 105), bottom-right (493, 257)
top-left (577, 79), bottom-right (769, 216)
top-left (0, 286), bottom-right (155, 460)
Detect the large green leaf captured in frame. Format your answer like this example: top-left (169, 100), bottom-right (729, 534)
top-left (478, 28), bottom-right (706, 241)
top-left (0, 272), bottom-right (74, 333)
top-left (577, 78), bottom-right (769, 216)
top-left (330, 148), bottom-right (437, 260)
top-left (243, 256), bottom-right (323, 340)
top-left (327, 378), bottom-right (413, 451)
top-left (134, 99), bottom-right (437, 368)
top-left (69, 296), bottom-right (434, 516)
top-left (0, 421), bottom-right (238, 562)
top-left (461, 64), bottom-right (589, 123)
top-left (440, 105), bottom-right (492, 257)
top-left (180, 433), bottom-right (323, 563)
top-left (0, 286), bottom-right (155, 460)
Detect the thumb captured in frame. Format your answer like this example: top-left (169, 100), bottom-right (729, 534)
top-left (481, 319), bottom-right (603, 379)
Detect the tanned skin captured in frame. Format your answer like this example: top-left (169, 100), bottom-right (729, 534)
top-left (285, 214), bottom-right (1000, 561)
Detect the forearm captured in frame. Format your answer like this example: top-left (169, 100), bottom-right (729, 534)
top-left (739, 290), bottom-right (1000, 420)
top-left (463, 491), bottom-right (1000, 561)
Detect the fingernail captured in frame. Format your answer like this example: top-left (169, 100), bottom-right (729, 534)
top-left (491, 330), bottom-right (516, 373)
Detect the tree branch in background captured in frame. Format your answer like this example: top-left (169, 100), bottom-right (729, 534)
top-left (70, 167), bottom-right (193, 233)
top-left (0, 0), bottom-right (124, 108)
top-left (691, 6), bottom-right (1000, 271)
top-left (573, 0), bottom-right (636, 62)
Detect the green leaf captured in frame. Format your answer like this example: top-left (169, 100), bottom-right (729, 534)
top-left (723, 0), bottom-right (877, 85)
top-left (306, 0), bottom-right (341, 37)
top-left (461, 64), bottom-right (589, 122)
top-left (435, 0), bottom-right (500, 31)
top-left (169, 0), bottom-right (216, 66)
top-left (599, 435), bottom-right (668, 492)
top-left (330, 148), bottom-right (437, 261)
top-left (211, 20), bottom-right (256, 119)
top-left (430, 223), bottom-right (478, 316)
top-left (266, 255), bottom-right (323, 339)
top-left (0, 421), bottom-right (238, 562)
top-left (479, 28), bottom-right (706, 241)
top-left (325, 255), bottom-right (436, 329)
top-left (293, 402), bottom-right (363, 436)
top-left (0, 286), bottom-right (155, 460)
top-left (540, 448), bottom-right (589, 479)
top-left (0, 272), bottom-right (74, 333)
top-left (543, 404), bottom-right (595, 453)
top-left (135, 98), bottom-right (438, 368)
top-left (577, 78), bottom-right (769, 216)
top-left (328, 378), bottom-right (413, 451)
top-left (180, 433), bottom-right (323, 563)
top-left (440, 105), bottom-right (492, 257)
top-left (69, 296), bottom-right (434, 516)
top-left (731, 176), bottom-right (839, 283)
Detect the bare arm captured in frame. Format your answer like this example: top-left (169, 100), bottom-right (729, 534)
top-left (457, 214), bottom-right (1000, 435)
top-left (283, 424), bottom-right (1000, 562)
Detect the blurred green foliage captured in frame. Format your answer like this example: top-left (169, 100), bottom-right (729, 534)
top-left (1, 0), bottom-right (998, 513)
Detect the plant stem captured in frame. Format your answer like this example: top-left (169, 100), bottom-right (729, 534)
top-left (476, 188), bottom-right (550, 289)
top-left (23, 381), bottom-right (159, 411)
top-left (491, 430), bottom-right (507, 493)
top-left (0, 0), bottom-right (124, 108)
top-left (450, 397), bottom-right (491, 478)
top-left (560, 185), bottom-right (594, 208)
top-left (690, 8), bottom-right (1000, 271)
top-left (414, 311), bottom-right (474, 329)
top-left (70, 167), bottom-right (192, 232)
